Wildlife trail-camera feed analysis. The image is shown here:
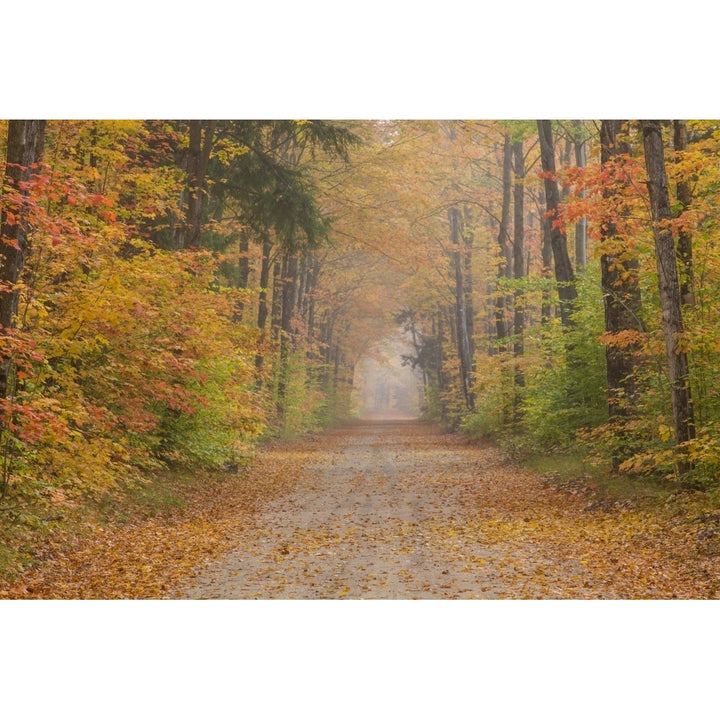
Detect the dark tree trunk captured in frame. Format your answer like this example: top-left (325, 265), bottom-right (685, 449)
top-left (673, 120), bottom-right (695, 307)
top-left (276, 252), bottom-right (300, 418)
top-left (0, 119), bottom-right (46, 399)
top-left (494, 133), bottom-right (513, 347)
top-left (537, 119), bottom-right (577, 326)
top-left (182, 120), bottom-right (217, 249)
top-left (280, 253), bottom-right (299, 342)
top-left (640, 120), bottom-right (695, 467)
top-left (231, 232), bottom-right (251, 322)
top-left (270, 256), bottom-right (283, 340)
top-left (449, 207), bottom-right (474, 410)
top-left (600, 120), bottom-right (643, 466)
top-left (304, 254), bottom-right (322, 361)
top-left (539, 189), bottom-right (554, 324)
top-left (512, 140), bottom-right (526, 416)
top-left (254, 232), bottom-right (273, 380)
top-left (257, 233), bottom-right (272, 332)
top-left (238, 233), bottom-right (250, 289)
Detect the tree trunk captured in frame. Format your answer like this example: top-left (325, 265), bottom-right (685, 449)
top-left (512, 140), bottom-right (526, 416)
top-left (254, 232), bottom-right (273, 380)
top-left (0, 119), bottom-right (46, 399)
top-left (256, 233), bottom-right (272, 332)
top-left (304, 254), bottom-right (322, 362)
top-left (270, 256), bottom-right (283, 341)
top-left (183, 119), bottom-right (217, 249)
top-left (449, 207), bottom-right (474, 410)
top-left (462, 204), bottom-right (475, 369)
top-left (640, 120), bottom-right (695, 467)
top-left (281, 253), bottom-right (299, 342)
top-left (435, 310), bottom-right (447, 396)
top-left (238, 233), bottom-right (250, 289)
top-left (572, 120), bottom-right (588, 271)
top-left (231, 232), bottom-right (250, 322)
top-left (600, 120), bottom-right (643, 466)
top-left (494, 132), bottom-right (513, 347)
top-left (673, 120), bottom-right (695, 307)
top-left (276, 252), bottom-right (300, 418)
top-left (539, 189), bottom-right (553, 323)
top-left (537, 119), bottom-right (577, 326)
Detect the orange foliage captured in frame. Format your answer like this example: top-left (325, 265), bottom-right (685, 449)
top-left (0, 124), bottom-right (266, 539)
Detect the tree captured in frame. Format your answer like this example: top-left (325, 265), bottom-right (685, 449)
top-left (640, 120), bottom-right (695, 468)
top-left (494, 132), bottom-right (513, 347)
top-left (571, 119), bottom-right (588, 270)
top-left (599, 119), bottom-right (643, 466)
top-left (0, 120), bottom-right (46, 399)
top-left (449, 206), bottom-right (474, 409)
top-left (537, 119), bottom-right (577, 326)
top-left (673, 120), bottom-right (694, 307)
top-left (512, 138), bottom-right (526, 412)
top-left (183, 119), bottom-right (218, 249)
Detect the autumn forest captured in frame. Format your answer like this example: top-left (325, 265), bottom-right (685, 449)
top-left (3, 119), bottom-right (720, 602)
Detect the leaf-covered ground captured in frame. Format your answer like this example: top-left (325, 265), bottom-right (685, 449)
top-left (3, 419), bottom-right (720, 599)
top-left (0, 444), bottom-right (319, 599)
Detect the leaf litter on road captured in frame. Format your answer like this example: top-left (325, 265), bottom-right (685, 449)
top-left (3, 420), bottom-right (720, 599)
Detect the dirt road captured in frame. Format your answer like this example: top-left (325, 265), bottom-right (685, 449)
top-left (12, 416), bottom-right (712, 599)
top-left (176, 419), bottom-right (607, 599)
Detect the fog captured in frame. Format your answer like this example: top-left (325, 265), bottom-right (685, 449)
top-left (353, 336), bottom-right (423, 420)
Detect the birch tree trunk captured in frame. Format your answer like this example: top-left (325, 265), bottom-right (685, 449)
top-left (572, 120), bottom-right (588, 271)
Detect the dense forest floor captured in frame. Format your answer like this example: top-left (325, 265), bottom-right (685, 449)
top-left (4, 419), bottom-right (720, 599)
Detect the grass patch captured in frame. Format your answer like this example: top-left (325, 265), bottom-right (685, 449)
top-left (88, 467), bottom-right (225, 526)
top-left (126, 473), bottom-right (188, 516)
top-left (522, 447), bottom-right (676, 504)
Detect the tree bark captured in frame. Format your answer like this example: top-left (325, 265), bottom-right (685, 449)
top-left (537, 120), bottom-right (577, 326)
top-left (276, 252), bottom-right (300, 417)
top-left (254, 232), bottom-right (273, 380)
top-left (238, 233), bottom-right (250, 289)
top-left (640, 120), bottom-right (695, 466)
top-left (449, 207), bottom-right (474, 410)
top-left (270, 256), bottom-right (283, 340)
top-left (462, 204), bottom-right (475, 369)
top-left (673, 120), bottom-right (695, 307)
top-left (538, 189), bottom-right (553, 323)
top-left (572, 120), bottom-right (588, 271)
top-left (512, 140), bottom-right (526, 416)
top-left (0, 119), bottom-right (46, 399)
top-left (494, 133), bottom-right (513, 347)
top-left (182, 119), bottom-right (217, 249)
top-left (599, 120), bottom-right (643, 466)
